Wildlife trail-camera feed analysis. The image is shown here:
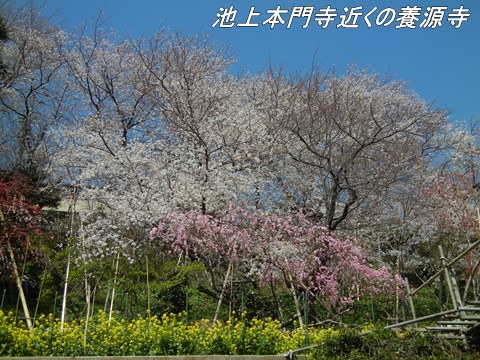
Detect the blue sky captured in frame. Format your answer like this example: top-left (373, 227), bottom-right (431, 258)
top-left (40, 0), bottom-right (479, 124)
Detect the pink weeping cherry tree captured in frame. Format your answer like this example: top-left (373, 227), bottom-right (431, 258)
top-left (150, 205), bottom-right (404, 323)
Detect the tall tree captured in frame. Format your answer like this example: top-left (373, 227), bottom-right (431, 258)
top-left (138, 32), bottom-right (272, 215)
top-left (0, 0), bottom-right (69, 180)
top-left (151, 206), bottom-right (403, 321)
top-left (53, 27), bottom-right (271, 260)
top-left (253, 66), bottom-right (448, 230)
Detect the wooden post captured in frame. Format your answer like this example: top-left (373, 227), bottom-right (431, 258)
top-left (0, 209), bottom-right (32, 330)
top-left (146, 255), bottom-right (150, 318)
top-left (289, 274), bottom-right (303, 328)
top-left (213, 258), bottom-right (233, 323)
top-left (0, 289), bottom-right (5, 309)
top-left (84, 273), bottom-right (91, 347)
top-left (60, 253), bottom-right (70, 331)
top-left (6, 239), bottom-right (33, 330)
top-left (108, 251), bottom-right (121, 323)
top-left (463, 256), bottom-right (480, 304)
top-left (405, 278), bottom-right (417, 328)
top-left (439, 245), bottom-right (463, 310)
top-left (304, 292), bottom-right (309, 346)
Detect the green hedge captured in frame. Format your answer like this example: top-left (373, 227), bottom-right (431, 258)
top-left (310, 327), bottom-right (478, 360)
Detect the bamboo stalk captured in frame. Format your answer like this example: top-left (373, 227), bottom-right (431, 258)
top-left (108, 251), bottom-right (121, 323)
top-left (213, 258), bottom-right (233, 323)
top-left (146, 255), bottom-right (150, 318)
top-left (463, 258), bottom-right (480, 304)
top-left (405, 278), bottom-right (417, 328)
top-left (386, 309), bottom-right (457, 329)
top-left (60, 252), bottom-right (70, 331)
top-left (15, 241), bottom-right (29, 323)
top-left (84, 270), bottom-right (91, 347)
top-left (408, 238), bottom-right (480, 298)
top-left (7, 239), bottom-right (32, 330)
top-left (34, 267), bottom-right (47, 322)
top-left (288, 273), bottom-right (303, 328)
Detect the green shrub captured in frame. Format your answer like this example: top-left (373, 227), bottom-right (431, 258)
top-left (310, 327), bottom-right (477, 360)
top-left (0, 312), bottom-right (15, 356)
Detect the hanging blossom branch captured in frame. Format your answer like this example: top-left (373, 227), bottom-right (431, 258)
top-left (150, 205), bottom-right (404, 315)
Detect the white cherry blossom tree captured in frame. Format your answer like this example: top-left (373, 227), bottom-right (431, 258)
top-left (0, 0), bottom-right (69, 178)
top-left (252, 66), bottom-right (449, 231)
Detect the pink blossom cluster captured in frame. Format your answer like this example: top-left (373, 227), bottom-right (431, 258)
top-left (150, 206), bottom-right (404, 312)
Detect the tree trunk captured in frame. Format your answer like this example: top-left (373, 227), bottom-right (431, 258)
top-left (7, 239), bottom-right (32, 330)
top-left (104, 283), bottom-right (111, 313)
top-left (91, 283), bottom-right (97, 317)
top-left (270, 279), bottom-right (284, 323)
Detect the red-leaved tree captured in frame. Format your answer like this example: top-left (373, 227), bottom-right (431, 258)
top-left (0, 174), bottom-right (44, 329)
